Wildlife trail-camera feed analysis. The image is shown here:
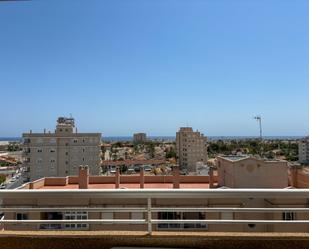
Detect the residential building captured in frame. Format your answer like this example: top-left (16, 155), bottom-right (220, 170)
top-left (2, 165), bottom-right (309, 233)
top-left (299, 136), bottom-right (309, 164)
top-left (217, 155), bottom-right (288, 188)
top-left (22, 117), bottom-right (101, 181)
top-left (176, 127), bottom-right (208, 172)
top-left (133, 133), bottom-right (147, 143)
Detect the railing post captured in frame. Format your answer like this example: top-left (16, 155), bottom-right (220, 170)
top-left (147, 197), bottom-right (152, 235)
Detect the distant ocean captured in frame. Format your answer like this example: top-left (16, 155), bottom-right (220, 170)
top-left (0, 136), bottom-right (304, 142)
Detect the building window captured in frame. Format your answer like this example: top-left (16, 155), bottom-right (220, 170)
top-left (37, 158), bottom-right (43, 163)
top-left (282, 212), bottom-right (295, 220)
top-left (50, 149), bottom-right (56, 153)
top-left (50, 158), bottom-right (56, 163)
top-left (73, 139), bottom-right (78, 143)
top-left (65, 152), bottom-right (68, 155)
top-left (157, 212), bottom-right (206, 230)
top-left (37, 148), bottom-right (43, 153)
top-left (16, 213), bottom-right (28, 220)
top-left (64, 211), bottom-right (88, 230)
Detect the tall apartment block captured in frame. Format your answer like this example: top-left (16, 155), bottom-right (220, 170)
top-left (299, 136), bottom-right (309, 165)
top-left (133, 133), bottom-right (147, 143)
top-left (23, 117), bottom-right (102, 181)
top-left (176, 127), bottom-right (208, 172)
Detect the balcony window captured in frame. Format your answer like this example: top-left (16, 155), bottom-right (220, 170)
top-left (282, 212), bottom-right (296, 220)
top-left (16, 213), bottom-right (28, 220)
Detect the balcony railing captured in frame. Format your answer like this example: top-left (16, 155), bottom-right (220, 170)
top-left (0, 189), bottom-right (309, 234)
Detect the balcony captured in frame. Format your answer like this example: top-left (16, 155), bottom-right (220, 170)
top-left (0, 189), bottom-right (309, 248)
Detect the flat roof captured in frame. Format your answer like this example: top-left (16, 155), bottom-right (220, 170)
top-left (36, 183), bottom-right (210, 190)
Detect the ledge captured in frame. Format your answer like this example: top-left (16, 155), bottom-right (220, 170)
top-left (0, 231), bottom-right (309, 249)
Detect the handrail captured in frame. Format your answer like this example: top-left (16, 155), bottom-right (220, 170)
top-left (1, 207), bottom-right (309, 212)
top-left (2, 189), bottom-right (309, 234)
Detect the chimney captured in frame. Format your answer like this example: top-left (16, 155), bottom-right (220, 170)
top-left (78, 165), bottom-right (89, 189)
top-left (29, 182), bottom-right (34, 189)
top-left (209, 167), bottom-right (214, 188)
top-left (172, 165), bottom-right (180, 189)
top-left (140, 166), bottom-right (145, 189)
top-left (115, 167), bottom-right (120, 189)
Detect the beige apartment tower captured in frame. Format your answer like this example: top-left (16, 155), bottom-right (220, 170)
top-left (299, 136), bottom-right (309, 165)
top-left (23, 117), bottom-right (101, 181)
top-left (176, 127), bottom-right (208, 172)
top-left (133, 133), bottom-right (147, 143)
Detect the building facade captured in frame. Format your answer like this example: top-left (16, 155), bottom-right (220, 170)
top-left (2, 165), bottom-right (309, 233)
top-left (176, 127), bottom-right (208, 173)
top-left (217, 156), bottom-right (288, 188)
top-left (133, 133), bottom-right (147, 143)
top-left (22, 117), bottom-right (101, 181)
top-left (299, 137), bottom-right (309, 165)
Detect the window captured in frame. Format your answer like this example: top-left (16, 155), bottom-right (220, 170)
top-left (158, 212), bottom-right (207, 230)
top-left (37, 158), bottom-right (43, 163)
top-left (282, 212), bottom-right (295, 220)
top-left (73, 139), bottom-right (78, 143)
top-left (50, 158), bottom-right (56, 163)
top-left (64, 211), bottom-right (88, 230)
top-left (50, 149), bottom-right (56, 153)
top-left (16, 213), bottom-right (28, 220)
top-left (37, 148), bottom-right (43, 153)
top-left (50, 138), bottom-right (56, 144)
top-left (65, 152), bottom-right (68, 155)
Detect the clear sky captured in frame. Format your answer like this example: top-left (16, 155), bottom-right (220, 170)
top-left (0, 0), bottom-right (308, 137)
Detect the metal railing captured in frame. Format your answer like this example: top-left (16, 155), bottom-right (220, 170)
top-left (1, 189), bottom-right (309, 234)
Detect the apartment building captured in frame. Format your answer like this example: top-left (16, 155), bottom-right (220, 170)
top-left (2, 165), bottom-right (309, 233)
top-left (133, 133), bottom-right (147, 143)
top-left (176, 127), bottom-right (208, 172)
top-left (217, 155), bottom-right (288, 188)
top-left (299, 136), bottom-right (309, 165)
top-left (22, 117), bottom-right (101, 181)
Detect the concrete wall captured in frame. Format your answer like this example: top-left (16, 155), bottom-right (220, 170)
top-left (217, 157), bottom-right (288, 188)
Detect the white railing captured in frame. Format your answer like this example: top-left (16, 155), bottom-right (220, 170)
top-left (1, 189), bottom-right (309, 234)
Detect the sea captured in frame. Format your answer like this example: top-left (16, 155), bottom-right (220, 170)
top-left (0, 136), bottom-right (304, 142)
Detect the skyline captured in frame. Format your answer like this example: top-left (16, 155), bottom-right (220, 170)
top-left (1, 0), bottom-right (309, 136)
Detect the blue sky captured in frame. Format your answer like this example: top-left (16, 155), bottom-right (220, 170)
top-left (0, 0), bottom-right (308, 137)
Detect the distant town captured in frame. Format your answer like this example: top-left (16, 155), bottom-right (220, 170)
top-left (0, 116), bottom-right (304, 187)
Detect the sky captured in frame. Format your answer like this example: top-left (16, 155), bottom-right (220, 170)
top-left (0, 0), bottom-right (309, 137)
